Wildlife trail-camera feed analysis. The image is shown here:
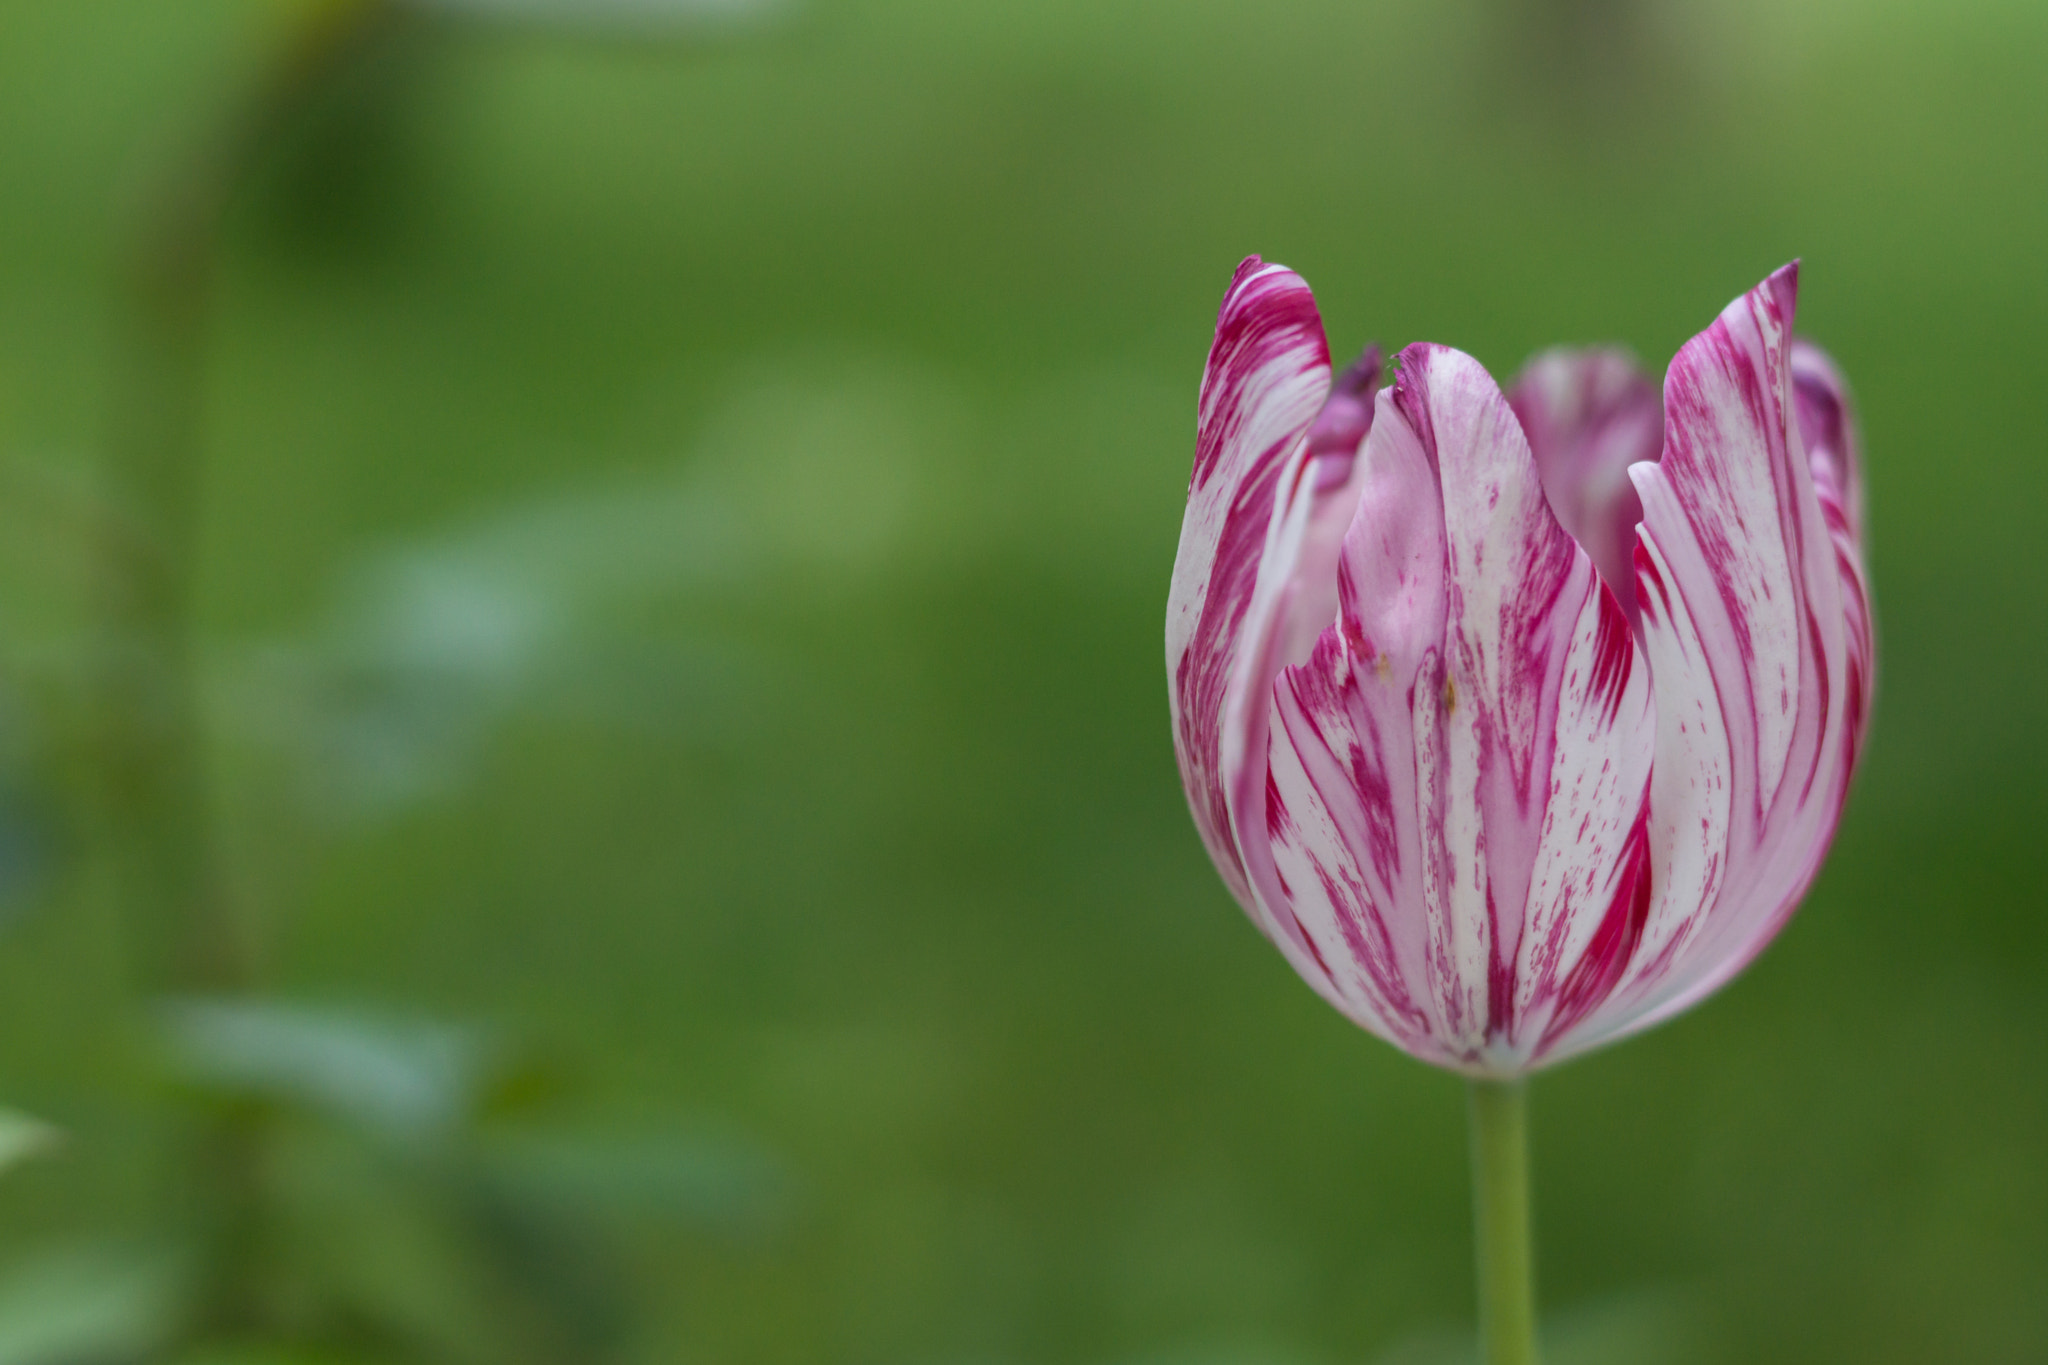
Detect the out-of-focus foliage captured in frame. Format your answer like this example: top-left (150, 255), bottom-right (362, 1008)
top-left (0, 1245), bottom-right (183, 1365)
top-left (0, 995), bottom-right (788, 1363)
top-left (0, 1112), bottom-right (59, 1178)
top-left (0, 0), bottom-right (2041, 1362)
top-left (408, 0), bottom-right (789, 38)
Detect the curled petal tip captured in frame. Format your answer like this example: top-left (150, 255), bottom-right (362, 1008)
top-left (1305, 345), bottom-right (1385, 483)
top-left (1169, 260), bottom-right (1333, 911)
top-left (1334, 344), bottom-right (1384, 396)
top-left (1766, 258), bottom-right (1800, 324)
top-left (1217, 257), bottom-right (1272, 317)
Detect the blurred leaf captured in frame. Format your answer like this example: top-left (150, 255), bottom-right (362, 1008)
top-left (264, 1129), bottom-right (508, 1365)
top-left (267, 1122), bottom-right (632, 1363)
top-left (219, 464), bottom-right (753, 821)
top-left (0, 1246), bottom-right (183, 1365)
top-left (0, 1110), bottom-right (60, 1176)
top-left (479, 1126), bottom-right (793, 1235)
top-left (215, 352), bottom-right (971, 822)
top-left (160, 998), bottom-right (491, 1145)
top-left (445, 1168), bottom-right (630, 1364)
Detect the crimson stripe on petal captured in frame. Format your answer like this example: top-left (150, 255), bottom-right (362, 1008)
top-left (1514, 576), bottom-right (1655, 1062)
top-left (1554, 263), bottom-right (1871, 1058)
top-left (1508, 347), bottom-right (1661, 623)
top-left (1262, 392), bottom-right (1450, 1060)
top-left (1167, 258), bottom-right (1331, 907)
top-left (1387, 345), bottom-right (1656, 1070)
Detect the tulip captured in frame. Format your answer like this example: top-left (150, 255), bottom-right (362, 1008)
top-left (1165, 258), bottom-right (1872, 1363)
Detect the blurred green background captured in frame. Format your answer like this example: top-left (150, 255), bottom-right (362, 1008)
top-left (0, 0), bottom-right (2041, 1361)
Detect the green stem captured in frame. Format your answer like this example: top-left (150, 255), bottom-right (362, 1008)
top-left (96, 0), bottom-right (398, 1343)
top-left (1467, 1077), bottom-right (1540, 1365)
top-left (98, 0), bottom-right (396, 994)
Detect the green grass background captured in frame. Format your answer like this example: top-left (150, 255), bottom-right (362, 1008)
top-left (0, 0), bottom-right (2043, 1361)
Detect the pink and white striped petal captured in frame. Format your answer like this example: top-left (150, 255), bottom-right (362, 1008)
top-left (1555, 263), bottom-right (1871, 1057)
top-left (1792, 340), bottom-right (1875, 776)
top-left (1261, 390), bottom-right (1449, 1058)
top-left (1168, 257), bottom-right (1872, 1076)
top-left (1508, 348), bottom-right (1662, 621)
top-left (1792, 340), bottom-right (1865, 545)
top-left (1167, 258), bottom-right (1332, 909)
top-left (1392, 346), bottom-right (1656, 1071)
top-left (1254, 346), bottom-right (1658, 1074)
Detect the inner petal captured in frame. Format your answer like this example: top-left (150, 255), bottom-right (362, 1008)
top-left (1274, 345), bottom-right (1384, 669)
top-left (1507, 348), bottom-right (1662, 623)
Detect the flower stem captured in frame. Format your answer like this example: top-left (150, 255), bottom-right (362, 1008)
top-left (97, 0), bottom-right (396, 993)
top-left (1467, 1077), bottom-right (1540, 1365)
top-left (97, 0), bottom-right (398, 1343)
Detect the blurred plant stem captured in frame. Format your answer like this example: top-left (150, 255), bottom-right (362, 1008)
top-left (100, 0), bottom-right (397, 991)
top-left (1482, 0), bottom-right (1661, 118)
top-left (99, 0), bottom-right (398, 1342)
top-left (1468, 1078), bottom-right (1539, 1365)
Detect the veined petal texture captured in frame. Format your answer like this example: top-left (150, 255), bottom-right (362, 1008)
top-left (1568, 265), bottom-right (1872, 1057)
top-left (1508, 348), bottom-right (1662, 622)
top-left (1167, 258), bottom-right (1331, 912)
top-left (1169, 260), bottom-right (1872, 1075)
top-left (1252, 347), bottom-right (1655, 1072)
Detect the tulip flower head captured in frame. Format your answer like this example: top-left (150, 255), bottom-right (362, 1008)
top-left (1167, 260), bottom-right (1872, 1076)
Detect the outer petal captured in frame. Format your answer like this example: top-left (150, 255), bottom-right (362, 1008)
top-left (1507, 348), bottom-right (1662, 621)
top-left (1554, 263), bottom-right (1871, 1058)
top-left (1261, 390), bottom-right (1449, 1057)
top-left (1256, 347), bottom-right (1656, 1074)
top-left (1398, 346), bottom-right (1657, 1070)
top-left (1167, 259), bottom-right (1331, 910)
